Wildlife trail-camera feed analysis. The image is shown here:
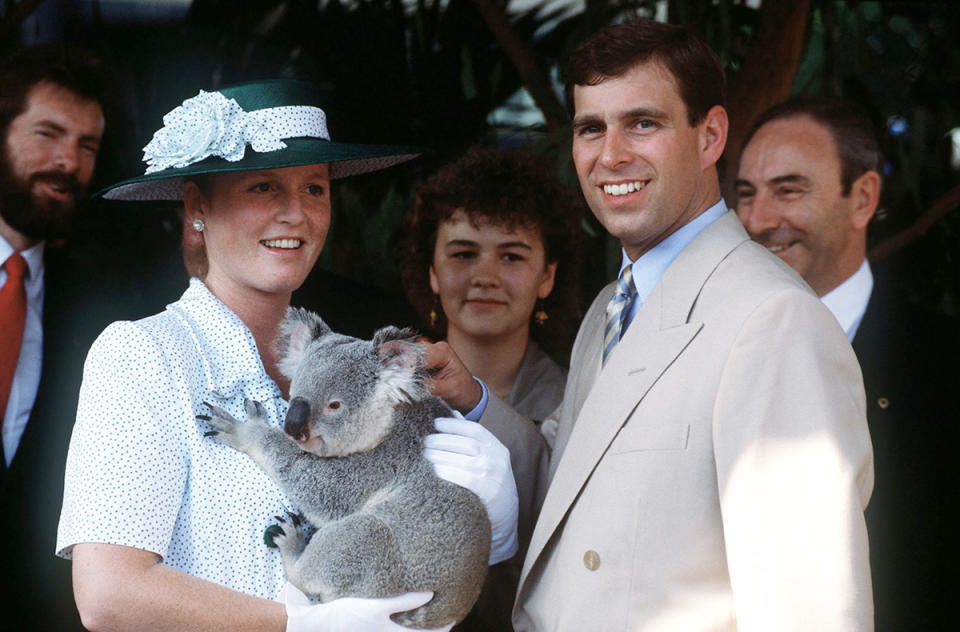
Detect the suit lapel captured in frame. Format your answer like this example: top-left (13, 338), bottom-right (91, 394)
top-left (517, 212), bottom-right (751, 594)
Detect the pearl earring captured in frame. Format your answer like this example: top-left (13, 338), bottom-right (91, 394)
top-left (192, 219), bottom-right (205, 233)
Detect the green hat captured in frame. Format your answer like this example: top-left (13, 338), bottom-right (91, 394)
top-left (98, 79), bottom-right (422, 201)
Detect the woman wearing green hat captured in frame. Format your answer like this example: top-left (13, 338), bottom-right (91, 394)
top-left (54, 80), bottom-right (522, 632)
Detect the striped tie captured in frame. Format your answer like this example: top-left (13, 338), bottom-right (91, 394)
top-left (602, 264), bottom-right (635, 366)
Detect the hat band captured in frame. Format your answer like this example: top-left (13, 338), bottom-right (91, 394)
top-left (142, 89), bottom-right (330, 174)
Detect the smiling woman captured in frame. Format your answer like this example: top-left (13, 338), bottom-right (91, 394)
top-left (398, 144), bottom-right (582, 632)
top-left (53, 79), bottom-right (504, 632)
top-left (182, 165), bottom-right (332, 322)
top-left (400, 147), bottom-right (582, 421)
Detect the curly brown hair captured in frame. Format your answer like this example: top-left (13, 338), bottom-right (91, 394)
top-left (399, 146), bottom-right (583, 356)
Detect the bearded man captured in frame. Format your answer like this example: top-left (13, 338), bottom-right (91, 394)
top-left (0, 42), bottom-right (109, 632)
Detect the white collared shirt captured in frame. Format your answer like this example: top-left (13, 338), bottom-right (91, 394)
top-left (1, 235), bottom-right (45, 466)
top-left (820, 259), bottom-right (873, 341)
top-left (57, 279), bottom-right (292, 599)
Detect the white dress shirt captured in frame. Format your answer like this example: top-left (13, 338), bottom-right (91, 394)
top-left (1, 235), bottom-right (45, 466)
top-left (820, 259), bottom-right (873, 342)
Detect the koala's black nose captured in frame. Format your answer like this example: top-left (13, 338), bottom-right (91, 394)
top-left (284, 397), bottom-right (311, 441)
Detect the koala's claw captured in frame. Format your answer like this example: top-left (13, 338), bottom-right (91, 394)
top-left (273, 511), bottom-right (303, 527)
top-left (270, 513), bottom-right (307, 560)
top-left (244, 398), bottom-right (268, 421)
top-left (203, 403), bottom-right (239, 432)
top-left (203, 430), bottom-right (219, 437)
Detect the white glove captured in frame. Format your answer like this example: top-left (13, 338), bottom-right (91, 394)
top-left (423, 411), bottom-right (520, 564)
top-left (282, 582), bottom-right (453, 632)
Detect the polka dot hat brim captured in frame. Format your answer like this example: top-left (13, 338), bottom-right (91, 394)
top-left (96, 79), bottom-right (424, 201)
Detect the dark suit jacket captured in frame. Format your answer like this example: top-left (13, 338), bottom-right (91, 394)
top-left (1, 250), bottom-right (104, 632)
top-left (0, 206), bottom-right (187, 632)
top-left (855, 275), bottom-right (960, 632)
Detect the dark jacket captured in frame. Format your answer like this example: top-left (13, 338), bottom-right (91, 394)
top-left (855, 275), bottom-right (960, 632)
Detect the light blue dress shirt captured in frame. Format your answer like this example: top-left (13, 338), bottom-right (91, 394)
top-left (467, 199), bottom-right (729, 419)
top-left (618, 199), bottom-right (729, 334)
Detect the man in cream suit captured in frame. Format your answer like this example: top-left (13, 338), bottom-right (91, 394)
top-left (428, 19), bottom-right (873, 631)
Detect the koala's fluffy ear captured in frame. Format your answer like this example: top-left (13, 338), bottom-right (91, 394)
top-left (276, 307), bottom-right (331, 380)
top-left (374, 327), bottom-right (425, 404)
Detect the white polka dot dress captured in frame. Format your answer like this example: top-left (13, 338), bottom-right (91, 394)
top-left (57, 278), bottom-right (292, 599)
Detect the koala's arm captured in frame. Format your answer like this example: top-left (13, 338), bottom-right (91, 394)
top-left (203, 400), bottom-right (305, 484)
top-left (203, 401), bottom-right (376, 521)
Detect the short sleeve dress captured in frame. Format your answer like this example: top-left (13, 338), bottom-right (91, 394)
top-left (57, 278), bottom-right (292, 599)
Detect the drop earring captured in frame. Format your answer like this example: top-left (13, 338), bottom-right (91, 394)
top-left (429, 295), bottom-right (441, 329)
top-left (192, 218), bottom-right (205, 233)
top-left (534, 300), bottom-right (548, 327)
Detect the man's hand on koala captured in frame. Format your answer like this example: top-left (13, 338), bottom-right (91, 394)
top-left (281, 583), bottom-right (454, 632)
top-left (423, 413), bottom-right (520, 565)
top-left (421, 341), bottom-right (483, 414)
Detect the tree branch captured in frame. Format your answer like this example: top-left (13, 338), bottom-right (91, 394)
top-left (469, 0), bottom-right (567, 130)
top-left (868, 183), bottom-right (960, 262)
top-left (722, 0), bottom-right (809, 200)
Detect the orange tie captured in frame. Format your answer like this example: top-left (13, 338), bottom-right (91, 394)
top-left (0, 253), bottom-right (28, 427)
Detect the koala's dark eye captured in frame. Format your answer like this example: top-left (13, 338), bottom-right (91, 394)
top-left (327, 400), bottom-right (342, 411)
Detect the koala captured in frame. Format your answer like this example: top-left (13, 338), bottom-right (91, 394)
top-left (202, 307), bottom-right (490, 629)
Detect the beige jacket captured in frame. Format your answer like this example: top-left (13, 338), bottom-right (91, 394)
top-left (484, 212), bottom-right (874, 632)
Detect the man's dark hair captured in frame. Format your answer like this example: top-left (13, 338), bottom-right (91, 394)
top-left (563, 19), bottom-right (726, 126)
top-left (399, 146), bottom-right (583, 355)
top-left (740, 96), bottom-right (882, 195)
top-left (0, 42), bottom-right (112, 142)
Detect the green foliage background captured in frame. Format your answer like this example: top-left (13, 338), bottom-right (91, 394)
top-left (4, 0), bottom-right (957, 314)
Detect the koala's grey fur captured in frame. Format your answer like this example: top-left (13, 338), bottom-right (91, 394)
top-left (203, 307), bottom-right (490, 629)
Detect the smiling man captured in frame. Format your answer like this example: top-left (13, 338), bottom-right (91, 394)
top-left (427, 19), bottom-right (874, 632)
top-left (735, 96), bottom-right (959, 631)
top-left (734, 98), bottom-right (880, 302)
top-left (0, 42), bottom-right (110, 632)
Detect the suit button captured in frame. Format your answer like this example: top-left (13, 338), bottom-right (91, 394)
top-left (877, 397), bottom-right (889, 409)
top-left (583, 550), bottom-right (600, 571)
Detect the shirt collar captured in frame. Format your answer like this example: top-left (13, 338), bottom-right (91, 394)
top-left (167, 278), bottom-right (279, 400)
top-left (618, 199), bottom-right (729, 304)
top-left (0, 233), bottom-right (45, 290)
top-left (820, 259), bottom-right (873, 341)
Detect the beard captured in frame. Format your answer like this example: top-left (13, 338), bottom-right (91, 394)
top-left (0, 147), bottom-right (85, 242)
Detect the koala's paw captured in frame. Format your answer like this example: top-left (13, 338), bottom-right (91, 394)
top-left (197, 401), bottom-right (239, 438)
top-left (242, 398), bottom-right (270, 424)
top-left (198, 401), bottom-right (263, 452)
top-left (269, 511), bottom-right (308, 560)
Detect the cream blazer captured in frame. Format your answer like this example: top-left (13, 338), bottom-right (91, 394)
top-left (483, 212), bottom-right (874, 632)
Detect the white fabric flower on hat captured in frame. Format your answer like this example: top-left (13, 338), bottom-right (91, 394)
top-left (142, 90), bottom-right (287, 174)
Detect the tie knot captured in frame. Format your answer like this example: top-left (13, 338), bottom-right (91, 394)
top-left (615, 264), bottom-right (634, 299)
top-left (3, 253), bottom-right (27, 282)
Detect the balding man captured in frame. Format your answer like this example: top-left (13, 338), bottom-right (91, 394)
top-left (736, 96), bottom-right (959, 631)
